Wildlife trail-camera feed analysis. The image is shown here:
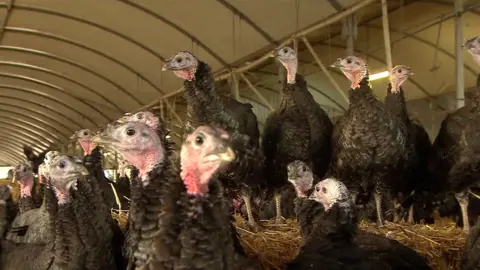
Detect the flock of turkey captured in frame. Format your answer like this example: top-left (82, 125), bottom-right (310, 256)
top-left (0, 35), bottom-right (479, 270)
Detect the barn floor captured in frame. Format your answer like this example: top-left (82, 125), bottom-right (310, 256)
top-left (234, 214), bottom-right (466, 270)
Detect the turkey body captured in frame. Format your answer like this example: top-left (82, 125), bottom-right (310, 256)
top-left (1, 176), bottom-right (118, 270)
top-left (177, 181), bottom-right (253, 270)
top-left (125, 134), bottom-right (185, 269)
top-left (183, 61), bottom-right (264, 198)
top-left (329, 78), bottom-right (409, 224)
top-left (291, 196), bottom-right (431, 270)
top-left (263, 74), bottom-right (333, 192)
top-left (430, 85), bottom-right (480, 231)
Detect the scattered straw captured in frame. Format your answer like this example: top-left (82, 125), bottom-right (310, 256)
top-left (111, 209), bottom-right (129, 232)
top-left (234, 215), bottom-right (302, 270)
top-left (234, 212), bottom-right (466, 270)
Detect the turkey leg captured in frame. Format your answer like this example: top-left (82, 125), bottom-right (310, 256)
top-left (407, 205), bottom-right (414, 224)
top-left (275, 193), bottom-right (285, 224)
top-left (455, 190), bottom-right (470, 233)
top-left (242, 195), bottom-right (262, 232)
top-left (392, 198), bottom-right (402, 223)
top-left (374, 192), bottom-right (384, 226)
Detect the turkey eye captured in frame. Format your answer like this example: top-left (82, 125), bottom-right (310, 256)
top-left (137, 113), bottom-right (143, 119)
top-left (176, 57), bottom-right (182, 63)
top-left (302, 166), bottom-right (306, 172)
top-left (315, 186), bottom-right (320, 192)
top-left (283, 48), bottom-right (288, 53)
top-left (126, 128), bottom-right (136, 136)
top-left (322, 187), bottom-right (327, 193)
top-left (59, 162), bottom-right (66, 169)
top-left (398, 69), bottom-right (402, 73)
top-left (83, 131), bottom-right (88, 136)
top-left (23, 168), bottom-right (26, 173)
top-left (346, 59), bottom-right (352, 64)
top-left (195, 135), bottom-right (204, 145)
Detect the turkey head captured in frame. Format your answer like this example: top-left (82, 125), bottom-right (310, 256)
top-left (389, 65), bottom-right (413, 93)
top-left (38, 150), bottom-right (61, 184)
top-left (273, 46), bottom-right (298, 84)
top-left (309, 178), bottom-right (356, 227)
top-left (331, 56), bottom-right (368, 89)
top-left (0, 185), bottom-right (12, 205)
top-left (118, 111), bottom-right (160, 131)
top-left (71, 129), bottom-right (95, 156)
top-left (162, 51), bottom-right (199, 81)
top-left (13, 162), bottom-right (34, 198)
top-left (287, 160), bottom-right (314, 198)
top-left (48, 155), bottom-right (89, 204)
top-left (180, 126), bottom-right (235, 195)
top-left (93, 121), bottom-right (164, 185)
top-left (464, 36), bottom-right (480, 66)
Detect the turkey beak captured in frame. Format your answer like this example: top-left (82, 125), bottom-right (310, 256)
top-left (331, 58), bottom-right (344, 68)
top-left (161, 60), bottom-right (173, 71)
top-left (205, 143), bottom-right (236, 163)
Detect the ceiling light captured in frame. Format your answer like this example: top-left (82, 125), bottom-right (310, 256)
top-left (369, 71), bottom-right (389, 81)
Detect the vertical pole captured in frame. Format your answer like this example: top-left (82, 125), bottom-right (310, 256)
top-left (159, 99), bottom-right (164, 119)
top-left (345, 15), bottom-right (355, 56)
top-left (232, 73), bottom-right (240, 101)
top-left (381, 0), bottom-right (393, 71)
top-left (455, 0), bottom-right (465, 109)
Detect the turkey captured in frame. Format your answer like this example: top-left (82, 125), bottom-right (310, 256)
top-left (4, 151), bottom-right (60, 245)
top-left (1, 154), bottom-right (118, 270)
top-left (287, 176), bottom-right (431, 270)
top-left (430, 36), bottom-right (480, 232)
top-left (70, 129), bottom-right (130, 210)
top-left (261, 46), bottom-right (333, 224)
top-left (384, 65), bottom-right (434, 223)
top-left (329, 56), bottom-right (409, 225)
top-left (163, 51), bottom-right (266, 231)
top-left (22, 145), bottom-right (49, 175)
top-left (93, 112), bottom-right (185, 269)
top-left (0, 185), bottom-right (16, 238)
top-left (177, 125), bottom-right (255, 270)
top-left (462, 216), bottom-right (480, 269)
top-left (12, 163), bottom-right (38, 214)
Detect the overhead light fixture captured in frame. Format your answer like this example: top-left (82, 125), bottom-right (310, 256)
top-left (369, 71), bottom-right (390, 81)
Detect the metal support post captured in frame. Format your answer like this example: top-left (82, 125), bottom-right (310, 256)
top-left (302, 36), bottom-right (349, 104)
top-left (381, 0), bottom-right (393, 71)
top-left (232, 73), bottom-right (240, 100)
top-left (455, 0), bottom-right (465, 109)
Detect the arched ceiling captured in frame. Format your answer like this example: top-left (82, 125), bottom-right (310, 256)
top-left (0, 0), bottom-right (478, 166)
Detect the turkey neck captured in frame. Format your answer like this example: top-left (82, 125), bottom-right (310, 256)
top-left (385, 84), bottom-right (410, 125)
top-left (280, 74), bottom-right (309, 110)
top-left (348, 77), bottom-right (376, 104)
top-left (127, 136), bottom-right (183, 269)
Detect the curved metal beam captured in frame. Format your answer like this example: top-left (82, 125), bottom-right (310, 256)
top-left (2, 3), bottom-right (166, 62)
top-left (364, 24), bottom-right (478, 77)
top-left (0, 118), bottom-right (60, 145)
top-left (0, 157), bottom-right (13, 165)
top-left (418, 0), bottom-right (480, 16)
top-left (0, 71), bottom-right (110, 123)
top-left (215, 0), bottom-right (277, 44)
top-left (0, 61), bottom-right (124, 114)
top-left (0, 146), bottom-right (25, 163)
top-left (0, 124), bottom-right (51, 148)
top-left (0, 102), bottom-right (75, 134)
top-left (0, 111), bottom-right (70, 140)
top-left (0, 130), bottom-right (48, 153)
top-left (0, 83), bottom-right (97, 127)
top-left (119, 0), bottom-right (229, 66)
top-left (0, 134), bottom-right (45, 154)
top-left (5, 27), bottom-right (166, 98)
top-left (0, 94), bottom-right (82, 129)
top-left (0, 45), bottom-right (144, 106)
top-left (0, 136), bottom-right (43, 155)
